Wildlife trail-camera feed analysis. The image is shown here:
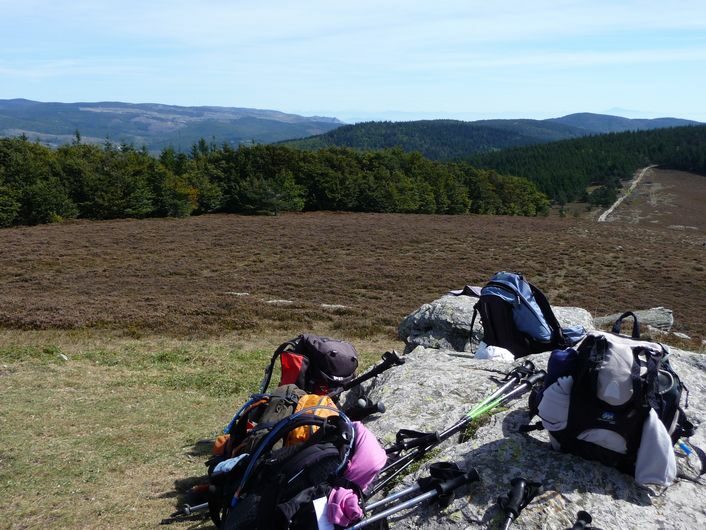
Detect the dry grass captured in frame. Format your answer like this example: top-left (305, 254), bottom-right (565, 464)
top-left (0, 332), bottom-right (385, 529)
top-left (606, 168), bottom-right (706, 231)
top-left (0, 206), bottom-right (703, 339)
top-left (0, 336), bottom-right (266, 529)
top-left (1, 174), bottom-right (705, 528)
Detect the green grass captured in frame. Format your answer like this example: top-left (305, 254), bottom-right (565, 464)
top-left (0, 340), bottom-right (266, 528)
top-left (0, 332), bottom-right (387, 529)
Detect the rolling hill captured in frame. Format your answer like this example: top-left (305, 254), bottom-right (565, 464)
top-left (282, 113), bottom-right (700, 160)
top-left (3, 99), bottom-right (698, 160)
top-left (0, 99), bottom-right (342, 153)
top-left (546, 112), bottom-right (697, 133)
top-left (467, 124), bottom-right (706, 203)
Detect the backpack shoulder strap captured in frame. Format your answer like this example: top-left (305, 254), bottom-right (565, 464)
top-left (259, 337), bottom-right (303, 393)
top-left (469, 302), bottom-right (480, 353)
top-left (528, 281), bottom-right (566, 348)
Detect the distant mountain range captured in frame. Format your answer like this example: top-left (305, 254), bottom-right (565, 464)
top-left (0, 99), bottom-right (342, 153)
top-left (282, 113), bottom-right (701, 160)
top-left (0, 99), bottom-right (699, 158)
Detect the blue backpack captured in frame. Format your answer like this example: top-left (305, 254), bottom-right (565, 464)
top-left (471, 272), bottom-right (585, 358)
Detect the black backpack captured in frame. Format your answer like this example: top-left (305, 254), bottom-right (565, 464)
top-left (207, 388), bottom-right (353, 529)
top-left (260, 334), bottom-right (360, 395)
top-left (471, 271), bottom-right (585, 358)
top-left (530, 312), bottom-right (696, 485)
top-left (221, 418), bottom-right (353, 530)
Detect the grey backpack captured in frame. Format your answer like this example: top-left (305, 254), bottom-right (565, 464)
top-left (534, 312), bottom-right (696, 486)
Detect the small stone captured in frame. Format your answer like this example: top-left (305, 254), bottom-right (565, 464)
top-left (594, 307), bottom-right (673, 332)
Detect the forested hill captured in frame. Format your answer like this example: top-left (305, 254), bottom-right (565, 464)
top-left (281, 120), bottom-right (563, 159)
top-left (468, 124), bottom-right (706, 205)
top-left (281, 114), bottom-right (699, 160)
top-left (546, 113), bottom-right (698, 133)
top-left (0, 99), bottom-right (342, 153)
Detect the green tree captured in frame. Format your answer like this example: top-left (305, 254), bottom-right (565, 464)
top-left (21, 177), bottom-right (78, 224)
top-left (0, 185), bottom-right (20, 227)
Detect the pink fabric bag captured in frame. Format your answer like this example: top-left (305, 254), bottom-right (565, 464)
top-left (326, 422), bottom-right (387, 526)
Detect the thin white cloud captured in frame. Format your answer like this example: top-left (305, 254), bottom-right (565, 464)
top-left (0, 59), bottom-right (153, 79)
top-left (3, 1), bottom-right (706, 48)
top-left (396, 47), bottom-right (706, 73)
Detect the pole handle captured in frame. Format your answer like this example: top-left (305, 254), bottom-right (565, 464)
top-left (387, 429), bottom-right (439, 454)
top-left (328, 350), bottom-right (405, 398)
top-left (344, 400), bottom-right (386, 421)
top-left (525, 370), bottom-right (546, 387)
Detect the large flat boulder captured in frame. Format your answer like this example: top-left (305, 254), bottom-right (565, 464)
top-left (361, 346), bottom-right (706, 529)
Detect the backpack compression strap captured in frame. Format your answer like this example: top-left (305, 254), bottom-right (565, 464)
top-left (469, 304), bottom-right (479, 353)
top-left (274, 482), bottom-right (332, 526)
top-left (272, 454), bottom-right (368, 527)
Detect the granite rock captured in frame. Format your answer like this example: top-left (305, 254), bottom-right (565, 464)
top-left (360, 346), bottom-right (706, 530)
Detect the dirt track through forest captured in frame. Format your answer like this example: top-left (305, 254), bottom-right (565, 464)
top-left (600, 168), bottom-right (706, 233)
top-left (599, 165), bottom-right (657, 222)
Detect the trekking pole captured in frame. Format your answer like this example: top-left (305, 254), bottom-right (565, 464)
top-left (497, 477), bottom-right (543, 530)
top-left (369, 365), bottom-right (541, 496)
top-left (159, 502), bottom-right (209, 525)
top-left (364, 462), bottom-right (471, 513)
top-left (180, 502), bottom-right (208, 515)
top-left (328, 350), bottom-right (405, 399)
top-left (348, 462), bottom-right (480, 530)
top-left (368, 365), bottom-right (544, 497)
top-left (383, 360), bottom-right (536, 456)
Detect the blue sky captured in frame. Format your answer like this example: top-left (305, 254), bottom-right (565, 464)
top-left (1, 0), bottom-right (705, 122)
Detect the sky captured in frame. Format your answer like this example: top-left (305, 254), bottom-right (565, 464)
top-left (1, 0), bottom-right (706, 123)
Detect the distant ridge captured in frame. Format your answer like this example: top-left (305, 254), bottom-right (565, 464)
top-left (0, 98), bottom-right (342, 152)
top-left (281, 113), bottom-right (701, 160)
top-left (1, 99), bottom-right (699, 159)
top-left (546, 112), bottom-right (697, 133)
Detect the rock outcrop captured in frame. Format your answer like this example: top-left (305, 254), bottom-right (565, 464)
top-left (593, 307), bottom-right (674, 332)
top-left (358, 296), bottom-right (705, 529)
top-left (361, 346), bottom-right (706, 530)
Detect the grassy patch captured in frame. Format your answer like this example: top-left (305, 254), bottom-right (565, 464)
top-left (0, 331), bottom-right (391, 529)
top-left (459, 411), bottom-right (497, 444)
